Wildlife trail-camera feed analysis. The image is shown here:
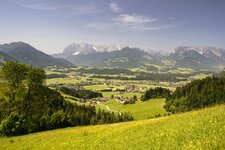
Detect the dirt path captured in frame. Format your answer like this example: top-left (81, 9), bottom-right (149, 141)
top-left (98, 103), bottom-right (121, 115)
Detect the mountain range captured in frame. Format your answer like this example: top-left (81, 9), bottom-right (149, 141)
top-left (52, 43), bottom-right (225, 71)
top-left (1, 41), bottom-right (225, 71)
top-left (169, 46), bottom-right (225, 71)
top-left (0, 42), bottom-right (73, 68)
top-left (52, 43), bottom-right (127, 58)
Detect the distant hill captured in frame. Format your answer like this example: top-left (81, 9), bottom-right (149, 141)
top-left (0, 51), bottom-right (14, 65)
top-left (0, 42), bottom-right (74, 68)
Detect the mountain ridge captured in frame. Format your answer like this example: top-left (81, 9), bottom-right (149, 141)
top-left (52, 42), bottom-right (128, 58)
top-left (0, 42), bottom-right (74, 68)
top-left (1, 41), bottom-right (225, 71)
top-left (52, 42), bottom-right (225, 71)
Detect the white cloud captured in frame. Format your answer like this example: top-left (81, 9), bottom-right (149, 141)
top-left (86, 21), bottom-right (178, 31)
top-left (15, 0), bottom-right (101, 15)
top-left (109, 14), bottom-right (179, 31)
top-left (88, 13), bottom-right (180, 31)
top-left (14, 0), bottom-right (65, 10)
top-left (113, 14), bottom-right (158, 25)
top-left (17, 3), bottom-right (68, 10)
top-left (110, 2), bottom-right (122, 13)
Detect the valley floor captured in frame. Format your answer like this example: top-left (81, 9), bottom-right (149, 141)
top-left (0, 105), bottom-right (225, 150)
top-left (93, 98), bottom-right (167, 120)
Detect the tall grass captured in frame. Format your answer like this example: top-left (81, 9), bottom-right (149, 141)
top-left (0, 105), bottom-right (224, 150)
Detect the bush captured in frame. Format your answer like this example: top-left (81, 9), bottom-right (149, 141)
top-left (0, 112), bottom-right (27, 136)
top-left (124, 101), bottom-right (130, 105)
top-left (49, 110), bottom-right (69, 129)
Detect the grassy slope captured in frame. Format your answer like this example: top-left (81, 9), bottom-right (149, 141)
top-left (99, 99), bottom-right (167, 120)
top-left (1, 105), bottom-right (225, 150)
top-left (101, 91), bottom-right (143, 99)
top-left (65, 95), bottom-right (166, 120)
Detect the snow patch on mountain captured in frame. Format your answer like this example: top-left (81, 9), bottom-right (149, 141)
top-left (73, 51), bottom-right (80, 55)
top-left (62, 42), bottom-right (128, 57)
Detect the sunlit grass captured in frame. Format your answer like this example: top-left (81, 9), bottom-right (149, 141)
top-left (102, 99), bottom-right (166, 120)
top-left (46, 78), bottom-right (84, 85)
top-left (1, 105), bottom-right (224, 150)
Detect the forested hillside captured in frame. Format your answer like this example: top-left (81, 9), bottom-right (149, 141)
top-left (0, 62), bottom-right (133, 136)
top-left (165, 76), bottom-right (225, 113)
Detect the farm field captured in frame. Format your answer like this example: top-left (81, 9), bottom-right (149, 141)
top-left (63, 92), bottom-right (166, 120)
top-left (133, 83), bottom-right (176, 91)
top-left (45, 67), bottom-right (211, 122)
top-left (83, 84), bottom-right (124, 91)
top-left (101, 91), bottom-right (142, 99)
top-left (96, 99), bottom-right (167, 120)
top-left (1, 105), bottom-right (224, 150)
top-left (190, 73), bottom-right (210, 80)
top-left (46, 78), bottom-right (83, 85)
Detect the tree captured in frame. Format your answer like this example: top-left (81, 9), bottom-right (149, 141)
top-left (133, 95), bottom-right (137, 101)
top-left (141, 87), bottom-right (171, 101)
top-left (0, 112), bottom-right (27, 136)
top-left (111, 95), bottom-right (114, 99)
top-left (0, 62), bottom-right (133, 137)
top-left (26, 67), bottom-right (46, 87)
top-left (130, 95), bottom-right (137, 104)
top-left (1, 62), bottom-right (27, 90)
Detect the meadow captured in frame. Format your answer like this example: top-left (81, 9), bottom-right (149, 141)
top-left (96, 99), bottom-right (167, 120)
top-left (64, 93), bottom-right (166, 120)
top-left (45, 67), bottom-right (210, 121)
top-left (1, 105), bottom-right (224, 150)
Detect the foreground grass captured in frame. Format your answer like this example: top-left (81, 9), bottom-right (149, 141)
top-left (1, 105), bottom-right (225, 150)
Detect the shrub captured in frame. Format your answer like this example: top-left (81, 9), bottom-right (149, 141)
top-left (0, 112), bottom-right (27, 136)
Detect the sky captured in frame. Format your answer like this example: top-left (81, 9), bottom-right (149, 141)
top-left (1, 0), bottom-right (225, 54)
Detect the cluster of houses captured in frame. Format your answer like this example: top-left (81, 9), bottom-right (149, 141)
top-left (114, 97), bottom-right (130, 103)
top-left (79, 96), bottom-right (130, 105)
top-left (79, 98), bottom-right (111, 104)
top-left (49, 78), bottom-right (179, 95)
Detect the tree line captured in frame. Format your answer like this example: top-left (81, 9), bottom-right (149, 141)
top-left (141, 87), bottom-right (171, 101)
top-left (91, 73), bottom-right (195, 82)
top-left (59, 87), bottom-right (103, 99)
top-left (0, 62), bottom-right (133, 136)
top-left (164, 76), bottom-right (225, 113)
top-left (46, 73), bottom-right (67, 79)
top-left (75, 68), bottom-right (133, 75)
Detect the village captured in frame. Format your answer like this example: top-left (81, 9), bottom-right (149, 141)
top-left (47, 73), bottom-right (185, 105)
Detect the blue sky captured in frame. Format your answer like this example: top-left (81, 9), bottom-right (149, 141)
top-left (1, 0), bottom-right (225, 54)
